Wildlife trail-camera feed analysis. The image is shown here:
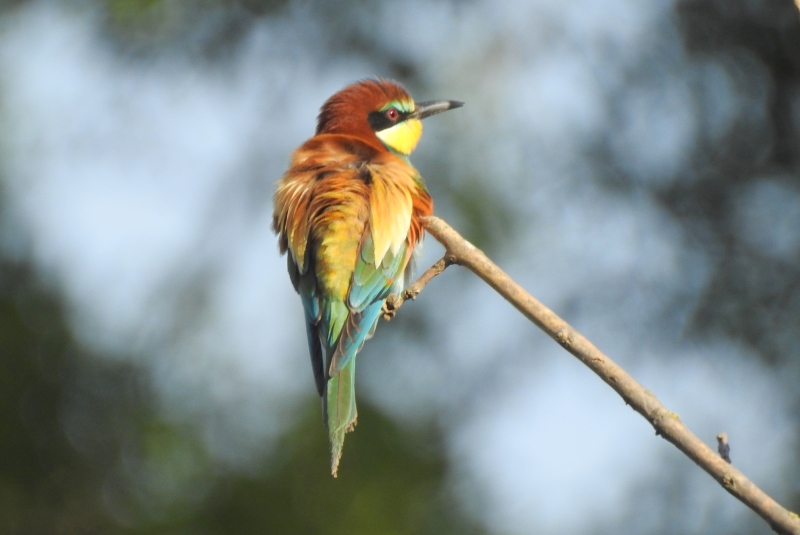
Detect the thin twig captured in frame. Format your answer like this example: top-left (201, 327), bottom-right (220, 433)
top-left (411, 215), bottom-right (800, 535)
top-left (383, 255), bottom-right (453, 320)
top-left (717, 433), bottom-right (732, 464)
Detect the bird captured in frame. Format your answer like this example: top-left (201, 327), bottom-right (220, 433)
top-left (272, 79), bottom-right (462, 476)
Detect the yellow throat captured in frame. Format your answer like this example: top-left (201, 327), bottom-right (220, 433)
top-left (375, 118), bottom-right (423, 155)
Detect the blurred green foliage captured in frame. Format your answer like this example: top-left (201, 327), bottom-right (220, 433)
top-left (0, 260), bottom-right (121, 533)
top-left (191, 403), bottom-right (481, 535)
top-left (0, 257), bottom-right (483, 533)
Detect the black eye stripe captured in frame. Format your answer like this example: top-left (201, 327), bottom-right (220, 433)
top-left (367, 108), bottom-right (409, 132)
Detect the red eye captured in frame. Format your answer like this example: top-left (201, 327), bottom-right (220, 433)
top-left (385, 108), bottom-right (399, 121)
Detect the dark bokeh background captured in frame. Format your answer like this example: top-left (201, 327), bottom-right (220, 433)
top-left (0, 261), bottom-right (480, 533)
top-left (1, 0), bottom-right (800, 533)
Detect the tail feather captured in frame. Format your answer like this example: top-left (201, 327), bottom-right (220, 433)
top-left (328, 300), bottom-right (384, 376)
top-left (305, 320), bottom-right (325, 396)
top-left (324, 356), bottom-right (358, 477)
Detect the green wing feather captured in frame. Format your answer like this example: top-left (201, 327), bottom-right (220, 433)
top-left (322, 233), bottom-right (409, 476)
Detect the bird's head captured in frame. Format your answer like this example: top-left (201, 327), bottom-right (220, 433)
top-left (316, 79), bottom-right (463, 156)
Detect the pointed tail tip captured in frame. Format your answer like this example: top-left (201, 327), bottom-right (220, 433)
top-left (329, 427), bottom-right (345, 478)
top-left (346, 414), bottom-right (358, 433)
top-left (331, 446), bottom-right (342, 477)
top-left (329, 416), bottom-right (358, 478)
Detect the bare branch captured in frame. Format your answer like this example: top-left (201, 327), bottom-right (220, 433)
top-left (383, 255), bottom-right (453, 321)
top-left (417, 215), bottom-right (800, 535)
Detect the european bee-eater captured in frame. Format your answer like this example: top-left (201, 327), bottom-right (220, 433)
top-left (272, 79), bottom-right (462, 476)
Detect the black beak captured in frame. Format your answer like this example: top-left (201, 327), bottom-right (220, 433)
top-left (410, 100), bottom-right (464, 120)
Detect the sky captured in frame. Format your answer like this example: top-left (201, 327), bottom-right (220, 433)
top-left (0, 1), bottom-right (796, 533)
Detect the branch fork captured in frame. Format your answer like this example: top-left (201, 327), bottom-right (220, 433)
top-left (382, 255), bottom-right (454, 321)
